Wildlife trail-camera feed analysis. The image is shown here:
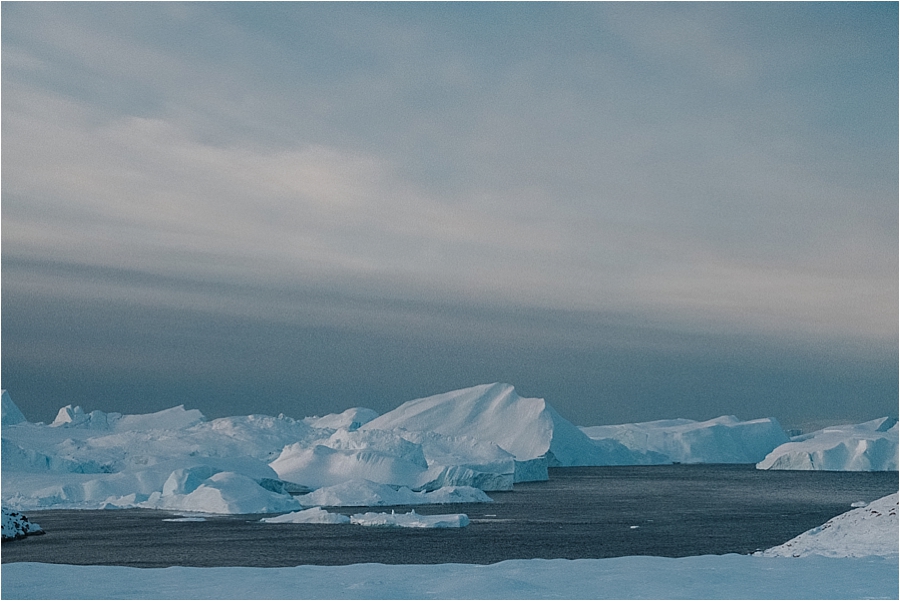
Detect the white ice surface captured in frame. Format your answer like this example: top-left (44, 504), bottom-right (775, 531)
top-left (757, 417), bottom-right (898, 471)
top-left (3, 555), bottom-right (896, 600)
top-left (758, 492), bottom-right (899, 558)
top-left (260, 507), bottom-right (351, 524)
top-left (295, 479), bottom-right (492, 507)
top-left (580, 415), bottom-right (789, 464)
top-left (350, 509), bottom-right (469, 528)
top-left (362, 383), bottom-right (654, 474)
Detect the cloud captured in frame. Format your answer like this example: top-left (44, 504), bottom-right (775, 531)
top-left (2, 2), bottom-right (896, 351)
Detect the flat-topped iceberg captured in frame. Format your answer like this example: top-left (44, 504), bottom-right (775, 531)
top-left (757, 492), bottom-right (898, 558)
top-left (757, 417), bottom-right (898, 471)
top-left (350, 509), bottom-right (469, 528)
top-left (261, 507), bottom-right (351, 524)
top-left (580, 415), bottom-right (789, 464)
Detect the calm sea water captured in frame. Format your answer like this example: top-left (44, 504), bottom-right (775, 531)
top-left (3, 465), bottom-right (897, 567)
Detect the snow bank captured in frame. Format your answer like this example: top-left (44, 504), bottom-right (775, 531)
top-left (4, 555), bottom-right (897, 599)
top-left (581, 415), bottom-right (789, 464)
top-left (260, 507), bottom-right (351, 524)
top-left (350, 509), bottom-right (469, 528)
top-left (757, 417), bottom-right (898, 471)
top-left (1, 508), bottom-right (44, 541)
top-left (295, 479), bottom-right (492, 507)
top-left (758, 493), bottom-right (899, 558)
top-left (1, 390), bottom-right (27, 426)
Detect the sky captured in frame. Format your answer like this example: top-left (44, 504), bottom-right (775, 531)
top-left (2, 2), bottom-right (897, 429)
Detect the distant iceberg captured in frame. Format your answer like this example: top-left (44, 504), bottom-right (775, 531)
top-left (757, 417), bottom-right (898, 471)
top-left (580, 415), bottom-right (789, 465)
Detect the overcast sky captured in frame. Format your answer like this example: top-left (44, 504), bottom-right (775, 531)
top-left (2, 3), bottom-right (897, 429)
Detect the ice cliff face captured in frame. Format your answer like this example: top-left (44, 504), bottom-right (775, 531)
top-left (1, 390), bottom-right (27, 426)
top-left (757, 417), bottom-right (898, 471)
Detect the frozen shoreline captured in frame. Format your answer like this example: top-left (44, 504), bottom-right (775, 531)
top-left (3, 555), bottom-right (897, 600)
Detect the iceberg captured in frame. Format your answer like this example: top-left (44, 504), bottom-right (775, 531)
top-left (362, 383), bottom-right (631, 479)
top-left (1, 390), bottom-right (27, 426)
top-left (757, 417), bottom-right (898, 471)
top-left (757, 492), bottom-right (898, 558)
top-left (580, 415), bottom-right (789, 464)
top-left (1, 508), bottom-right (44, 541)
top-left (295, 478), bottom-right (492, 507)
top-left (350, 509), bottom-right (470, 528)
top-left (261, 507), bottom-right (351, 524)
top-left (269, 428), bottom-right (429, 490)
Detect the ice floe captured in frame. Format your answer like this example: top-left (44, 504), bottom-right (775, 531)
top-left (350, 509), bottom-right (469, 528)
top-left (1, 507), bottom-right (44, 541)
top-left (757, 417), bottom-right (898, 471)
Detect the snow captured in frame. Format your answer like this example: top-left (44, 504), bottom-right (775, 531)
top-left (1, 508), bottom-right (43, 541)
top-left (350, 509), bottom-right (470, 528)
top-left (295, 479), bottom-right (492, 507)
top-left (757, 417), bottom-right (899, 471)
top-left (3, 556), bottom-right (896, 599)
top-left (261, 507), bottom-right (351, 524)
top-left (1, 390), bottom-right (27, 426)
top-left (581, 415), bottom-right (789, 464)
top-left (757, 493), bottom-right (899, 558)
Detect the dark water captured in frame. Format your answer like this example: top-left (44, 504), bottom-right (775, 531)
top-left (3, 465), bottom-right (896, 567)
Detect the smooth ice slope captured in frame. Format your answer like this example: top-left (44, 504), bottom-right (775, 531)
top-left (758, 493), bottom-right (898, 558)
top-left (2, 390), bottom-right (27, 426)
top-left (757, 417), bottom-right (899, 471)
top-left (362, 383), bottom-right (648, 479)
top-left (580, 415), bottom-right (789, 464)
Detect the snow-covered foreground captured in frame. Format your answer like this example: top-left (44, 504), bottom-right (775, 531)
top-left (3, 555), bottom-right (896, 600)
top-left (758, 417), bottom-right (898, 471)
top-left (758, 492), bottom-right (898, 558)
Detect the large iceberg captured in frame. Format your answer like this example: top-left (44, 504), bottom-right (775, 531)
top-left (757, 417), bottom-right (898, 471)
top-left (580, 415), bottom-right (789, 464)
top-left (362, 383), bottom-right (653, 479)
